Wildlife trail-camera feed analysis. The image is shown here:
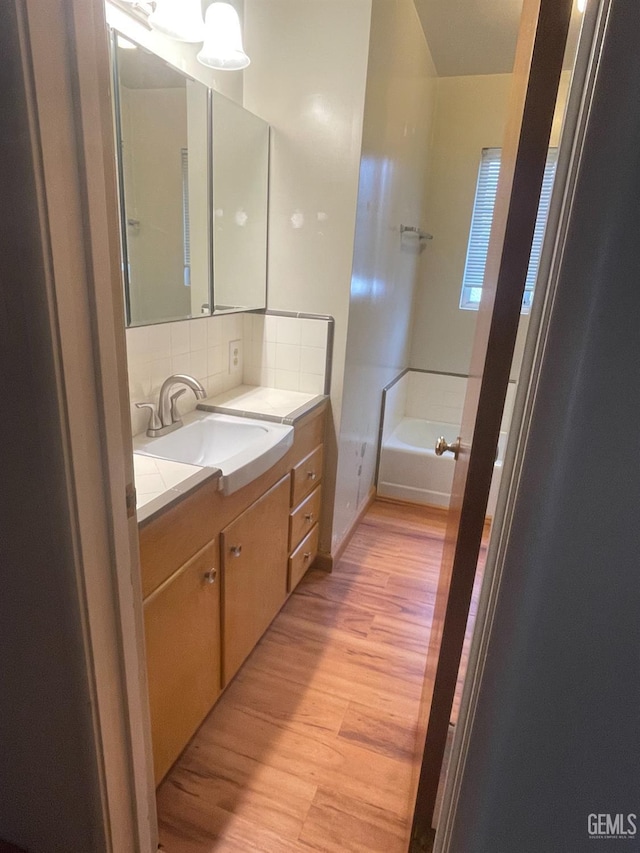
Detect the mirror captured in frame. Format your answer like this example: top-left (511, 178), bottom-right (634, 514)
top-left (211, 93), bottom-right (269, 313)
top-left (113, 33), bottom-right (210, 326)
top-left (112, 31), bottom-right (270, 327)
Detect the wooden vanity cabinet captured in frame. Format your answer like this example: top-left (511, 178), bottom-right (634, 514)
top-left (138, 400), bottom-right (327, 784)
top-left (221, 474), bottom-right (290, 684)
top-left (144, 539), bottom-right (221, 785)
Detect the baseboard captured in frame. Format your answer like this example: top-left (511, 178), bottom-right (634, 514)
top-left (314, 487), bottom-right (376, 573)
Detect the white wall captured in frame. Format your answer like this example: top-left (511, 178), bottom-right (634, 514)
top-left (243, 0), bottom-right (373, 551)
top-left (410, 71), bottom-right (572, 380)
top-left (410, 73), bottom-right (512, 376)
top-left (332, 0), bottom-right (437, 549)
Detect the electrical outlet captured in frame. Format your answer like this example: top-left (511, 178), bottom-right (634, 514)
top-left (229, 339), bottom-right (242, 374)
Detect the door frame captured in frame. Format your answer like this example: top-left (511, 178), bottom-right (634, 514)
top-left (411, 0), bottom-right (576, 840)
top-left (20, 0), bottom-right (608, 850)
top-left (21, 0), bottom-right (157, 849)
top-left (432, 0), bottom-right (610, 849)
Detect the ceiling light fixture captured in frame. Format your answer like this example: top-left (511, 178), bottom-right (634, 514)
top-left (197, 2), bottom-right (250, 71)
top-left (148, 0), bottom-right (206, 43)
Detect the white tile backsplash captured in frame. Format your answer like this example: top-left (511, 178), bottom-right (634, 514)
top-left (300, 346), bottom-right (326, 375)
top-left (263, 314), bottom-right (278, 343)
top-left (243, 314), bottom-right (329, 396)
top-left (275, 368), bottom-right (301, 392)
top-left (299, 372), bottom-right (325, 395)
top-left (170, 321), bottom-right (191, 356)
top-left (126, 314), bottom-right (244, 436)
top-left (126, 312), bottom-right (331, 436)
top-left (275, 342), bottom-right (301, 372)
top-left (276, 315), bottom-right (302, 345)
top-left (300, 317), bottom-right (329, 349)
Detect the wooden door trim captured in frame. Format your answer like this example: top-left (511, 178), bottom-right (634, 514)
top-left (23, 0), bottom-right (157, 848)
top-left (410, 0), bottom-right (575, 842)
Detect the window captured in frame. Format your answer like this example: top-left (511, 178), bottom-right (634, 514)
top-left (460, 147), bottom-right (558, 312)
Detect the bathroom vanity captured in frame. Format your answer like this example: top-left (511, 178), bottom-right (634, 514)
top-left (137, 395), bottom-right (326, 784)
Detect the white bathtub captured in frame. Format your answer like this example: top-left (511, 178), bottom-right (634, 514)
top-left (377, 417), bottom-right (507, 516)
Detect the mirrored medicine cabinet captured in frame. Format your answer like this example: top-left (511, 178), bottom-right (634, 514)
top-left (110, 30), bottom-right (269, 327)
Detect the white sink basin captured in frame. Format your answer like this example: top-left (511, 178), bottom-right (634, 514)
top-left (134, 411), bottom-right (294, 495)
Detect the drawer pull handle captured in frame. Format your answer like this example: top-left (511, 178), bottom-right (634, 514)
top-left (304, 512), bottom-right (314, 522)
top-left (303, 552), bottom-right (312, 562)
top-left (204, 569), bottom-right (217, 584)
top-left (230, 545), bottom-right (242, 557)
top-left (307, 471), bottom-right (317, 480)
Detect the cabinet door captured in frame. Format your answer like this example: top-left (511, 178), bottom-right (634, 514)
top-left (144, 539), bottom-right (220, 785)
top-left (222, 474), bottom-right (290, 684)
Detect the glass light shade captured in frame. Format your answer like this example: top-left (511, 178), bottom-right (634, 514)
top-left (148, 0), bottom-right (205, 43)
top-left (197, 3), bottom-right (250, 71)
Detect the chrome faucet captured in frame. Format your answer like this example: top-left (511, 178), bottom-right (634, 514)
top-left (136, 374), bottom-right (206, 438)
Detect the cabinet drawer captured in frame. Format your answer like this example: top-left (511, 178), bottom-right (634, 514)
top-left (144, 539), bottom-right (221, 785)
top-left (288, 524), bottom-right (319, 592)
top-left (291, 444), bottom-right (323, 507)
top-left (289, 485), bottom-right (322, 552)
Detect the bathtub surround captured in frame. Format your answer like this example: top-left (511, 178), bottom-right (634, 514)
top-left (377, 371), bottom-right (515, 515)
top-left (125, 312), bottom-right (331, 437)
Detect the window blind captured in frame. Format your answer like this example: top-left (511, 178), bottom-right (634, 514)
top-left (181, 148), bottom-right (191, 288)
top-left (460, 147), bottom-right (558, 311)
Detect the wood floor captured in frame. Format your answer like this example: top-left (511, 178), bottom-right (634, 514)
top-left (157, 500), bottom-right (486, 853)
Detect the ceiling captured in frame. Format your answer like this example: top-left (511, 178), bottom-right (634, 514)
top-left (413, 0), bottom-right (584, 77)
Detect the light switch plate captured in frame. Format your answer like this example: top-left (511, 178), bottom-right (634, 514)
top-left (229, 339), bottom-right (242, 374)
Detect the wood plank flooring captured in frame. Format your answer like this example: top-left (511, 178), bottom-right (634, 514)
top-left (157, 500), bottom-right (486, 853)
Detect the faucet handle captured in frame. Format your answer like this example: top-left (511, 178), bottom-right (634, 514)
top-left (135, 402), bottom-right (162, 433)
top-left (169, 389), bottom-right (187, 425)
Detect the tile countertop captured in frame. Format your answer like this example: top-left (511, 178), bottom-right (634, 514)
top-left (133, 454), bottom-right (219, 524)
top-left (133, 386), bottom-right (327, 524)
top-left (197, 384), bottom-right (326, 423)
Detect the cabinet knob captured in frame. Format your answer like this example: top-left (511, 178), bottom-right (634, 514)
top-left (307, 471), bottom-right (317, 481)
top-left (230, 545), bottom-right (242, 557)
top-left (304, 512), bottom-right (314, 523)
top-left (303, 552), bottom-right (312, 562)
top-left (204, 569), bottom-right (217, 584)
